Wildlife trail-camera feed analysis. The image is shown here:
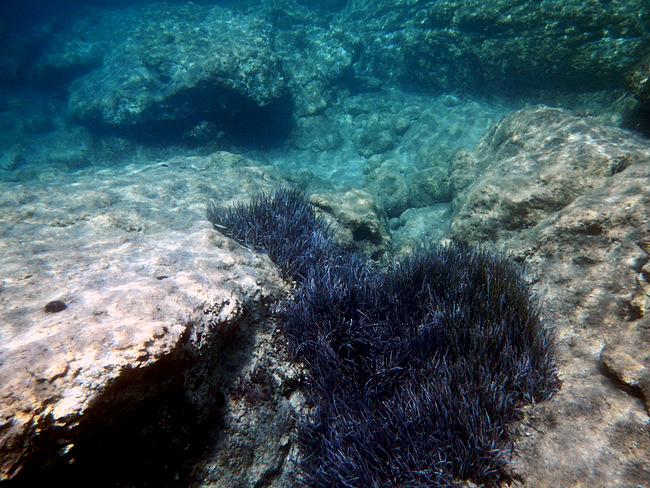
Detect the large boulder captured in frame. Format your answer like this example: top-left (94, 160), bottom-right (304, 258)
top-left (450, 105), bottom-right (650, 242)
top-left (0, 153), bottom-right (300, 486)
top-left (507, 142), bottom-right (650, 488)
top-left (60, 3), bottom-right (289, 143)
top-left (340, 0), bottom-right (650, 94)
top-left (448, 106), bottom-right (650, 487)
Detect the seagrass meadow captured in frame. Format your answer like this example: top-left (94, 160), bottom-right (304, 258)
top-left (207, 189), bottom-right (559, 487)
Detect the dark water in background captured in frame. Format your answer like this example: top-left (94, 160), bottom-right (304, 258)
top-left (2, 0), bottom-right (137, 29)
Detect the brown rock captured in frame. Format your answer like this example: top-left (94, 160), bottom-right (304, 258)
top-left (449, 107), bottom-right (650, 487)
top-left (601, 325), bottom-right (650, 414)
top-left (450, 105), bottom-right (650, 242)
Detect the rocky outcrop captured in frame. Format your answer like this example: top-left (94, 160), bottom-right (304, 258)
top-left (0, 153), bottom-right (299, 486)
top-left (625, 53), bottom-right (650, 134)
top-left (450, 105), bottom-right (650, 242)
top-left (627, 53), bottom-right (650, 107)
top-left (59, 3), bottom-right (289, 143)
top-left (340, 0), bottom-right (650, 94)
top-left (3, 107), bottom-right (650, 486)
top-left (448, 106), bottom-right (650, 487)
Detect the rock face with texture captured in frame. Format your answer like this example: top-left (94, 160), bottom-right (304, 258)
top-left (61, 3), bottom-right (288, 142)
top-left (627, 53), bottom-right (650, 107)
top-left (625, 53), bottom-right (650, 134)
top-left (341, 0), bottom-right (650, 93)
top-left (309, 188), bottom-right (390, 260)
top-left (448, 106), bottom-right (650, 487)
top-left (0, 153), bottom-right (301, 486)
top-left (450, 105), bottom-right (650, 242)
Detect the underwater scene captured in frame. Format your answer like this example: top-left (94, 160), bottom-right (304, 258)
top-left (0, 0), bottom-right (649, 487)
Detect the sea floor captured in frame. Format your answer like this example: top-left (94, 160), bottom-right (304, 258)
top-left (0, 86), bottom-right (631, 258)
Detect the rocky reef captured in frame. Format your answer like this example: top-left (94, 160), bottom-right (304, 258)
top-left (0, 1), bottom-right (649, 487)
top-left (53, 3), bottom-right (290, 145)
top-left (2, 108), bottom-right (649, 487)
top-left (449, 106), bottom-right (650, 487)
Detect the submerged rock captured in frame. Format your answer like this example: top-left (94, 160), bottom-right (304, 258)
top-left (450, 105), bottom-right (650, 242)
top-left (309, 188), bottom-right (390, 260)
top-left (0, 153), bottom-right (299, 486)
top-left (340, 0), bottom-right (650, 94)
top-left (627, 53), bottom-right (650, 107)
top-left (625, 53), bottom-right (650, 134)
top-left (61, 3), bottom-right (289, 144)
top-left (448, 106), bottom-right (650, 487)
top-left (364, 162), bottom-right (410, 218)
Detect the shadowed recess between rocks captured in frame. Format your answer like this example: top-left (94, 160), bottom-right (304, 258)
top-left (207, 188), bottom-right (559, 487)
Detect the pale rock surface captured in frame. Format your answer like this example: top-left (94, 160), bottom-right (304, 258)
top-left (0, 152), bottom-right (300, 486)
top-left (448, 106), bottom-right (650, 487)
top-left (309, 188), bottom-right (390, 260)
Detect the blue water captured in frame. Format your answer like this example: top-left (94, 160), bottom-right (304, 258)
top-left (0, 0), bottom-right (643, 231)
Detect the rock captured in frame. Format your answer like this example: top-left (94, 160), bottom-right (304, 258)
top-left (309, 188), bottom-right (390, 260)
top-left (626, 53), bottom-right (650, 106)
top-left (624, 53), bottom-right (650, 135)
top-left (450, 105), bottom-right (650, 242)
top-left (0, 152), bottom-right (300, 486)
top-left (364, 161), bottom-right (410, 218)
top-left (390, 203), bottom-right (453, 257)
top-left (31, 25), bottom-right (104, 87)
top-left (355, 127), bottom-right (397, 157)
top-left (364, 151), bottom-right (452, 220)
top-left (405, 165), bottom-right (451, 207)
top-left (340, 0), bottom-right (650, 94)
top-left (507, 161), bottom-right (650, 488)
top-left (289, 115), bottom-right (343, 152)
top-left (256, 11), bottom-right (359, 117)
top-left (601, 326), bottom-right (650, 414)
top-left (448, 107), bottom-right (650, 487)
top-left (62, 3), bottom-right (288, 143)
top-left (0, 22), bottom-right (56, 90)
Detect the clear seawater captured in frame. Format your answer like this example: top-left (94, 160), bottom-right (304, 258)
top-left (0, 0), bottom-right (640, 247)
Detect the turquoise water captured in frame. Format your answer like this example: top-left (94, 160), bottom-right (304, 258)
top-left (2, 0), bottom-right (644, 256)
top-left (2, 1), bottom-right (643, 183)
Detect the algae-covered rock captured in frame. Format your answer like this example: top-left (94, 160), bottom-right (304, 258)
top-left (355, 127), bottom-right (397, 157)
top-left (64, 3), bottom-right (287, 141)
top-left (406, 166), bottom-right (451, 208)
top-left (341, 0), bottom-right (650, 94)
top-left (627, 53), bottom-right (650, 105)
top-left (364, 162), bottom-right (410, 218)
